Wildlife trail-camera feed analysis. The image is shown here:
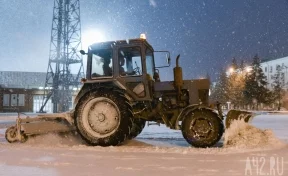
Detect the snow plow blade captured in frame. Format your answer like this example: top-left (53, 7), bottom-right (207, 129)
top-left (225, 110), bottom-right (255, 129)
top-left (5, 112), bottom-right (75, 143)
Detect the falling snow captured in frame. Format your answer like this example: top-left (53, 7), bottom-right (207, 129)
top-left (0, 1), bottom-right (288, 80)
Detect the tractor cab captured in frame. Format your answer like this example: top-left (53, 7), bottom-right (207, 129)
top-left (81, 35), bottom-right (157, 101)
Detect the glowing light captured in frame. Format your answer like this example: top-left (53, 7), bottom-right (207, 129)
top-left (229, 67), bottom-right (234, 73)
top-left (140, 33), bottom-right (146, 40)
top-left (82, 29), bottom-right (106, 49)
top-left (246, 67), bottom-right (252, 73)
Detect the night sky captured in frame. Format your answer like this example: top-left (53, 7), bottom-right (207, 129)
top-left (1, 0), bottom-right (288, 81)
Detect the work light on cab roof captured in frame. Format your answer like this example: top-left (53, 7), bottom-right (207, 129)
top-left (140, 33), bottom-right (146, 40)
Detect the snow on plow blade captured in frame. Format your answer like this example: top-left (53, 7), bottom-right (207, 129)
top-left (225, 110), bottom-right (255, 129)
top-left (5, 112), bottom-right (75, 143)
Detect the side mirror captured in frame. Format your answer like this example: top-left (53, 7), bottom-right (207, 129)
top-left (80, 50), bottom-right (86, 55)
top-left (154, 50), bottom-right (171, 68)
top-left (167, 55), bottom-right (171, 66)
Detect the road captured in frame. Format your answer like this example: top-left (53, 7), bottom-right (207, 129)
top-left (0, 114), bottom-right (287, 176)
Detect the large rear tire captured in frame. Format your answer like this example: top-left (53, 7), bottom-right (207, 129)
top-left (128, 118), bottom-right (146, 139)
top-left (181, 109), bottom-right (224, 148)
top-left (75, 90), bottom-right (133, 146)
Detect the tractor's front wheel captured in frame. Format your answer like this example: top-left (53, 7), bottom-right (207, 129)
top-left (181, 109), bottom-right (224, 148)
top-left (75, 90), bottom-right (133, 146)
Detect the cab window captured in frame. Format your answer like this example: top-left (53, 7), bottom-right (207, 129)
top-left (91, 49), bottom-right (113, 78)
top-left (145, 48), bottom-right (154, 78)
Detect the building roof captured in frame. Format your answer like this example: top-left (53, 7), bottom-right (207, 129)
top-left (261, 56), bottom-right (288, 63)
top-left (0, 71), bottom-right (46, 89)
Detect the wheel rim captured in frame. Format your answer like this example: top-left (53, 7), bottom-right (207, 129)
top-left (189, 116), bottom-right (213, 141)
top-left (82, 97), bottom-right (121, 138)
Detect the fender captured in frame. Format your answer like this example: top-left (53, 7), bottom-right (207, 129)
top-left (174, 104), bottom-right (221, 129)
top-left (74, 82), bottom-right (116, 108)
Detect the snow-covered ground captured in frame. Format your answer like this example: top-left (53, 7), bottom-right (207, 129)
top-left (0, 114), bottom-right (287, 176)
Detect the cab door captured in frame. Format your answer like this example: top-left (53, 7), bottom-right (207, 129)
top-left (114, 45), bottom-right (152, 101)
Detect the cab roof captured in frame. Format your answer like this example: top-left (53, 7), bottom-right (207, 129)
top-left (89, 39), bottom-right (154, 51)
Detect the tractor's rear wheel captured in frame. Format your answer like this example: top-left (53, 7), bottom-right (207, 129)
top-left (128, 118), bottom-right (146, 139)
top-left (75, 90), bottom-right (133, 146)
top-left (181, 109), bottom-right (224, 148)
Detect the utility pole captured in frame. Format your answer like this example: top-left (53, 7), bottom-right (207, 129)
top-left (40, 0), bottom-right (84, 113)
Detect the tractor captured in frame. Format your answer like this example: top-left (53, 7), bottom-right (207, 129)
top-left (5, 34), bottom-right (253, 148)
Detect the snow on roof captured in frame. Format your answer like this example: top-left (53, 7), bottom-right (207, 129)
top-left (261, 56), bottom-right (288, 63)
top-left (0, 71), bottom-right (46, 89)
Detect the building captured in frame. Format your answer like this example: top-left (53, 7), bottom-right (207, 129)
top-left (260, 56), bottom-right (288, 90)
top-left (0, 71), bottom-right (81, 113)
top-left (260, 56), bottom-right (288, 109)
top-left (0, 71), bottom-right (52, 113)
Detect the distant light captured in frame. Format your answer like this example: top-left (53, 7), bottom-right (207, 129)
top-left (246, 67), bottom-right (252, 73)
top-left (73, 87), bottom-right (77, 91)
top-left (140, 33), bottom-right (146, 40)
top-left (39, 87), bottom-right (44, 90)
top-left (229, 67), bottom-right (234, 73)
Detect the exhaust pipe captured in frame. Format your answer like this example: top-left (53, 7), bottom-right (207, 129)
top-left (173, 54), bottom-right (183, 98)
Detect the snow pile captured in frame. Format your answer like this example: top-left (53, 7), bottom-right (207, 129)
top-left (224, 119), bottom-right (285, 149)
top-left (25, 133), bottom-right (85, 147)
